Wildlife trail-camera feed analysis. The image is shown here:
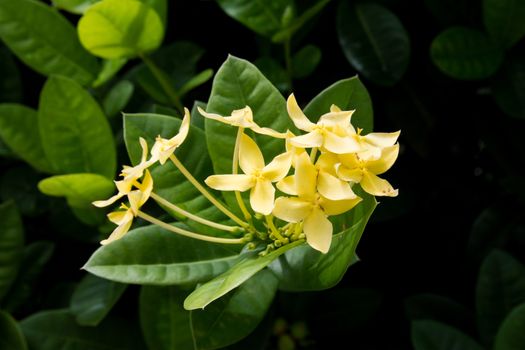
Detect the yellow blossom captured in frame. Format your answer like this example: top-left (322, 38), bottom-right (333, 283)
top-left (205, 134), bottom-right (292, 215)
top-left (150, 107), bottom-right (191, 164)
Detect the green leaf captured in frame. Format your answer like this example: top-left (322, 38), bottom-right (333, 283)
top-left (0, 104), bottom-right (53, 173)
top-left (178, 69), bottom-right (214, 97)
top-left (21, 309), bottom-right (145, 350)
top-left (191, 269), bottom-right (278, 349)
top-left (303, 76), bottom-right (374, 134)
top-left (38, 173), bottom-right (114, 208)
top-left (493, 54), bottom-right (525, 119)
top-left (184, 240), bottom-right (302, 310)
top-left (0, 201), bottom-right (24, 301)
top-left (430, 27), bottom-right (504, 80)
top-left (0, 0), bottom-right (99, 86)
top-left (292, 45), bottom-right (321, 79)
top-left (411, 320), bottom-right (483, 350)
top-left (216, 0), bottom-right (292, 37)
top-left (476, 250), bottom-right (525, 346)
top-left (0, 311), bottom-right (27, 350)
top-left (0, 47), bottom-right (22, 103)
top-left (141, 0), bottom-right (167, 26)
top-left (84, 224), bottom-right (240, 285)
top-left (103, 80), bottom-right (134, 118)
top-left (190, 100), bottom-right (207, 130)
top-left (483, 0), bottom-right (525, 49)
top-left (52, 0), bottom-right (98, 14)
top-left (70, 274), bottom-right (127, 326)
top-left (254, 57), bottom-right (289, 92)
top-left (272, 0), bottom-right (331, 43)
top-left (0, 167), bottom-right (43, 216)
top-left (39, 76), bottom-right (116, 178)
top-left (494, 302), bottom-right (525, 350)
top-left (92, 58), bottom-right (128, 88)
top-left (404, 294), bottom-right (472, 330)
top-left (78, 0), bottom-right (164, 59)
top-left (269, 195), bottom-right (375, 291)
top-left (337, 2), bottom-right (410, 86)
top-left (3, 241), bottom-right (55, 313)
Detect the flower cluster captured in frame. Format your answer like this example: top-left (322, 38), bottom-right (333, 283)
top-left (94, 94), bottom-right (399, 255)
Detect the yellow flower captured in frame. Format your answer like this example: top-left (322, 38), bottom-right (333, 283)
top-left (336, 144), bottom-right (399, 197)
top-left (350, 126), bottom-right (400, 161)
top-left (205, 134), bottom-right (292, 215)
top-left (150, 107), bottom-right (191, 164)
top-left (198, 106), bottom-right (286, 138)
top-left (287, 94), bottom-right (361, 154)
top-left (273, 153), bottom-right (362, 253)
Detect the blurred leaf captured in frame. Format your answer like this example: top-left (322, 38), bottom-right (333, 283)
top-left (21, 309), bottom-right (145, 350)
top-left (178, 69), bottom-right (214, 97)
top-left (272, 0), bottom-right (331, 43)
top-left (39, 76), bottom-right (116, 178)
top-left (303, 76), bottom-right (373, 133)
top-left (70, 274), bottom-right (127, 326)
top-left (269, 194), bottom-right (375, 291)
top-left (493, 54), bottom-right (525, 119)
top-left (184, 240), bottom-right (302, 310)
top-left (84, 224), bottom-right (240, 285)
top-left (0, 104), bottom-right (52, 173)
top-left (337, 1), bottom-right (410, 86)
top-left (190, 100), bottom-right (207, 130)
top-left (424, 0), bottom-right (469, 26)
top-left (0, 167), bottom-right (44, 216)
top-left (3, 241), bottom-right (55, 313)
top-left (476, 250), bottom-right (525, 346)
top-left (216, 0), bottom-right (292, 37)
top-left (494, 302), bottom-right (525, 350)
top-left (412, 320), bottom-right (483, 350)
top-left (103, 80), bottom-right (134, 118)
top-left (92, 58), bottom-right (128, 88)
top-left (405, 294), bottom-right (472, 330)
top-left (141, 0), bottom-right (167, 26)
top-left (0, 201), bottom-right (24, 301)
top-left (191, 269), bottom-right (278, 349)
top-left (78, 0), bottom-right (164, 59)
top-left (70, 205), bottom-right (107, 227)
top-left (430, 27), bottom-right (504, 80)
top-left (292, 45), bottom-right (321, 79)
top-left (254, 57), bottom-right (289, 92)
top-left (483, 0), bottom-right (525, 49)
top-left (52, 0), bottom-right (98, 14)
top-left (0, 0), bottom-right (99, 86)
top-left (38, 173), bottom-right (114, 208)
top-left (0, 47), bottom-right (22, 103)
top-left (0, 311), bottom-right (27, 350)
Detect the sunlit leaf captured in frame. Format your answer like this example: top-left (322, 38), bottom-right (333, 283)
top-left (103, 80), bottom-right (134, 118)
top-left (52, 0), bottom-right (98, 14)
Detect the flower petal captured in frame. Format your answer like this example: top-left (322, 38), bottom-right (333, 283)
top-left (276, 175), bottom-right (297, 195)
top-left (101, 210), bottom-right (134, 245)
top-left (319, 110), bottom-right (354, 128)
top-left (360, 171), bottom-right (398, 197)
top-left (367, 144), bottom-right (399, 175)
top-left (303, 206), bottom-right (332, 253)
top-left (273, 197), bottom-right (312, 223)
top-left (295, 152), bottom-right (317, 198)
top-left (251, 125), bottom-right (288, 138)
top-left (320, 195), bottom-right (362, 216)
top-left (363, 130), bottom-right (400, 147)
top-left (139, 137), bottom-right (149, 164)
top-left (250, 179), bottom-right (275, 215)
top-left (167, 107), bottom-right (191, 146)
top-left (262, 151), bottom-right (292, 182)
top-left (92, 192), bottom-right (125, 208)
top-left (317, 171), bottom-right (356, 200)
top-left (287, 94), bottom-right (315, 131)
top-left (205, 174), bottom-right (255, 191)
top-left (239, 134), bottom-right (265, 174)
top-left (289, 131), bottom-right (323, 149)
top-left (323, 131), bottom-right (362, 154)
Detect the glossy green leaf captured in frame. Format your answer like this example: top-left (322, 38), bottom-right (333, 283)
top-left (476, 250), bottom-right (525, 346)
top-left (93, 58), bottom-right (128, 88)
top-left (337, 2), bottom-right (410, 86)
top-left (431, 27), bottom-right (504, 80)
top-left (3, 241), bottom-right (55, 313)
top-left (292, 45), bottom-right (321, 79)
top-left (0, 201), bottom-right (24, 301)
top-left (103, 80), bottom-right (134, 118)
top-left (78, 0), bottom-right (164, 59)
top-left (178, 69), bottom-right (214, 97)
top-left (404, 294), bottom-right (472, 330)
top-left (0, 0), bottom-right (99, 86)
top-left (303, 76), bottom-right (374, 134)
top-left (216, 0), bottom-right (292, 37)
top-left (494, 303), bottom-right (525, 350)
top-left (184, 240), bottom-right (302, 310)
top-left (0, 311), bottom-right (27, 350)
top-left (70, 274), bottom-right (127, 326)
top-left (21, 309), bottom-right (145, 350)
top-left (493, 55), bottom-right (525, 119)
top-left (0, 104), bottom-right (52, 173)
top-left (412, 320), bottom-right (483, 350)
top-left (191, 269), bottom-right (278, 349)
top-left (141, 0), bottom-right (167, 26)
top-left (190, 100), bottom-right (207, 130)
top-left (38, 173), bottom-right (114, 208)
top-left (269, 195), bottom-right (375, 291)
top-left (52, 0), bottom-right (98, 14)
top-left (483, 0), bottom-right (525, 49)
top-left (84, 224), bottom-right (240, 285)
top-left (254, 57), bottom-right (289, 92)
top-left (39, 76), bottom-right (116, 178)
top-left (0, 47), bottom-right (22, 103)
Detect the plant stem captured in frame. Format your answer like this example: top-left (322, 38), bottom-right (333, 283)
top-left (310, 147), bottom-right (318, 162)
top-left (169, 154), bottom-right (248, 228)
top-left (140, 54), bottom-right (184, 114)
top-left (137, 210), bottom-right (245, 244)
top-left (150, 192), bottom-right (241, 233)
top-left (265, 215), bottom-right (286, 242)
top-left (232, 127), bottom-right (252, 221)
